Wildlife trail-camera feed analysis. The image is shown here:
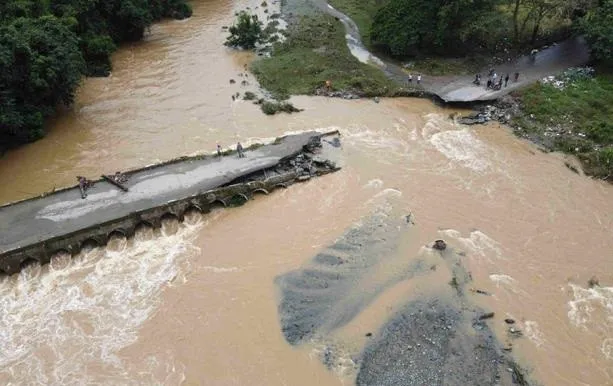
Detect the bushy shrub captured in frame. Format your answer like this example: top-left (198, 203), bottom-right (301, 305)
top-left (225, 12), bottom-right (264, 49)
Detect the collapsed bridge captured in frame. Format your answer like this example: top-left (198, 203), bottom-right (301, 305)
top-left (0, 131), bottom-right (341, 275)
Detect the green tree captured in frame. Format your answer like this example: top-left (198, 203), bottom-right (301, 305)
top-left (370, 0), bottom-right (497, 57)
top-left (225, 11), bottom-right (264, 49)
top-left (580, 0), bottom-right (613, 63)
top-left (0, 15), bottom-right (85, 144)
top-left (0, 0), bottom-right (193, 150)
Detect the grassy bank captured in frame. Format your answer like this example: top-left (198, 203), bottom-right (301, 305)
top-left (251, 13), bottom-right (397, 99)
top-left (512, 70), bottom-right (613, 180)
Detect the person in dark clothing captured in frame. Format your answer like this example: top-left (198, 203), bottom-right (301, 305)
top-left (217, 144), bottom-right (222, 157)
top-left (504, 74), bottom-right (510, 87)
top-left (514, 72), bottom-right (520, 82)
top-left (237, 142), bottom-right (245, 158)
top-left (486, 79), bottom-right (492, 89)
top-left (498, 77), bottom-right (503, 88)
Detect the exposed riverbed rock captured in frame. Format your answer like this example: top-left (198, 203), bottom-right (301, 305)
top-left (433, 239), bottom-right (447, 251)
top-left (276, 207), bottom-right (424, 344)
top-left (314, 87), bottom-right (362, 100)
top-left (357, 299), bottom-right (507, 386)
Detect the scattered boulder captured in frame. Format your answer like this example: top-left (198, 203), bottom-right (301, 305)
top-left (478, 312), bottom-right (495, 320)
top-left (314, 87), bottom-right (362, 100)
top-left (504, 318), bottom-right (515, 324)
top-left (229, 79), bottom-right (236, 84)
top-left (588, 276), bottom-right (600, 288)
top-left (433, 240), bottom-right (447, 251)
top-left (470, 288), bottom-right (491, 296)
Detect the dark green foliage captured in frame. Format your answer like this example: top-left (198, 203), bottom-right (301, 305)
top-left (225, 11), bottom-right (264, 49)
top-left (370, 0), bottom-right (496, 57)
top-left (0, 15), bottom-right (84, 145)
top-left (0, 0), bottom-right (192, 151)
top-left (243, 91), bottom-right (257, 100)
top-left (579, 0), bottom-right (613, 64)
top-left (260, 101), bottom-right (302, 115)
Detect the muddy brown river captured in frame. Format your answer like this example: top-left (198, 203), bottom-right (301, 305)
top-left (1, 0), bottom-right (612, 385)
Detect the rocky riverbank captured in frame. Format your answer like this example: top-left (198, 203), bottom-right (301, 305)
top-left (457, 67), bottom-right (613, 182)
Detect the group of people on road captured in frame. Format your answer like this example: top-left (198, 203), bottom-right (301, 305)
top-left (473, 69), bottom-right (520, 91)
top-left (406, 73), bottom-right (422, 85)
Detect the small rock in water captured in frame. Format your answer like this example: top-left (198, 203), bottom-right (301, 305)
top-left (373, 97), bottom-right (380, 103)
top-left (365, 332), bottom-right (372, 337)
top-left (588, 276), bottom-right (599, 288)
top-left (504, 318), bottom-right (515, 324)
top-left (478, 312), bottom-right (495, 320)
top-left (433, 240), bottom-right (447, 251)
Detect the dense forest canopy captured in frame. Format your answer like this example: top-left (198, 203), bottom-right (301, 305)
top-left (369, 0), bottom-right (612, 60)
top-left (0, 0), bottom-right (192, 150)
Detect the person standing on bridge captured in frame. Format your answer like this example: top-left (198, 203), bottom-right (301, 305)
top-left (504, 74), bottom-right (510, 87)
top-left (237, 142), bottom-right (245, 158)
top-left (217, 144), bottom-right (222, 157)
top-left (417, 74), bottom-right (421, 84)
top-left (514, 72), bottom-right (520, 82)
top-left (407, 73), bottom-right (413, 85)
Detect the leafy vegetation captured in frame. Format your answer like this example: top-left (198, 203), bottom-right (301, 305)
top-left (0, 0), bottom-right (192, 152)
top-left (370, 0), bottom-right (498, 57)
top-left (327, 0), bottom-right (601, 62)
top-left (579, 0), bottom-right (613, 64)
top-left (224, 11), bottom-right (264, 49)
top-left (251, 14), bottom-right (397, 99)
top-left (514, 70), bottom-right (613, 180)
top-left (260, 101), bottom-right (302, 115)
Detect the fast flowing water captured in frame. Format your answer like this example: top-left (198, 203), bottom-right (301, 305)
top-left (1, 0), bottom-right (612, 385)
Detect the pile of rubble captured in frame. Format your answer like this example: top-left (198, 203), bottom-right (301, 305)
top-left (314, 87), bottom-right (362, 100)
top-left (458, 96), bottom-right (522, 126)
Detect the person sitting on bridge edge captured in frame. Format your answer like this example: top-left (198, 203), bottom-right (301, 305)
top-left (237, 142), bottom-right (245, 158)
